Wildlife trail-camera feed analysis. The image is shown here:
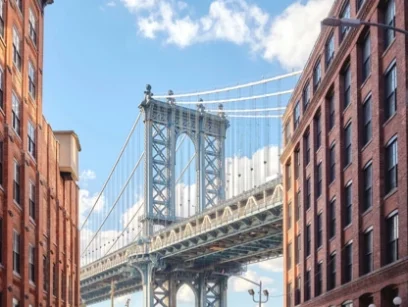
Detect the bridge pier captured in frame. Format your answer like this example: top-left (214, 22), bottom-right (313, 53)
top-left (140, 263), bottom-right (228, 307)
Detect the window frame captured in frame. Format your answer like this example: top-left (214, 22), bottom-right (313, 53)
top-left (316, 262), bottom-right (323, 296)
top-left (384, 62), bottom-right (397, 120)
top-left (29, 244), bottom-right (35, 283)
top-left (316, 162), bottom-right (322, 198)
top-left (325, 32), bottom-right (335, 68)
top-left (28, 121), bottom-right (36, 158)
top-left (344, 122), bottom-right (352, 166)
top-left (343, 64), bottom-right (351, 109)
top-left (29, 181), bottom-right (36, 219)
top-left (328, 92), bottom-right (335, 130)
top-left (363, 162), bottom-right (372, 211)
top-left (28, 61), bottom-right (36, 99)
top-left (306, 224), bottom-right (311, 257)
top-left (13, 160), bottom-right (20, 204)
top-left (13, 230), bottom-right (20, 274)
top-left (29, 8), bottom-right (37, 46)
top-left (344, 242), bottom-right (353, 283)
top-left (344, 182), bottom-right (353, 227)
top-left (12, 27), bottom-right (22, 71)
top-left (12, 92), bottom-right (21, 135)
top-left (328, 253), bottom-right (336, 290)
top-left (385, 136), bottom-right (398, 194)
top-left (362, 33), bottom-right (371, 82)
top-left (313, 59), bottom-right (321, 91)
top-left (339, 2), bottom-right (351, 42)
top-left (384, 0), bottom-right (396, 48)
top-left (305, 177), bottom-right (311, 210)
top-left (315, 113), bottom-right (321, 149)
top-left (294, 101), bottom-right (300, 130)
top-left (362, 95), bottom-right (372, 145)
top-left (317, 212), bottom-right (323, 248)
top-left (363, 229), bottom-right (373, 274)
top-left (386, 211), bottom-right (398, 264)
top-left (303, 81), bottom-right (311, 111)
top-left (329, 143), bottom-right (336, 183)
top-left (304, 133), bottom-right (310, 165)
top-left (329, 198), bottom-right (336, 239)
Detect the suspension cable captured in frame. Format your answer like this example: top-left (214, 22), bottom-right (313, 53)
top-left (103, 203), bottom-right (144, 257)
top-left (174, 89), bottom-right (293, 105)
top-left (207, 107), bottom-right (286, 113)
top-left (81, 152), bottom-right (145, 256)
top-left (80, 112), bottom-right (142, 231)
top-left (154, 71), bottom-right (302, 99)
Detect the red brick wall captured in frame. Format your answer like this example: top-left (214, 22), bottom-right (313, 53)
top-left (282, 0), bottom-right (408, 306)
top-left (0, 1), bottom-right (80, 306)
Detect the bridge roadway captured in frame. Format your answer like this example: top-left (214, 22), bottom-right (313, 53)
top-left (80, 178), bottom-right (283, 306)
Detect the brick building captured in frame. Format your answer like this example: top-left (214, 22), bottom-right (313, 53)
top-left (0, 1), bottom-right (81, 306)
top-left (281, 0), bottom-right (408, 306)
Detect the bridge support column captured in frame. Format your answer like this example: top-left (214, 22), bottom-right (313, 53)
top-left (198, 275), bottom-right (228, 307)
top-left (142, 264), bottom-right (177, 307)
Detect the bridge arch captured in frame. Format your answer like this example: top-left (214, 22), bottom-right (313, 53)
top-left (176, 283), bottom-right (197, 307)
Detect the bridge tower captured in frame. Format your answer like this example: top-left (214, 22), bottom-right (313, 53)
top-left (137, 85), bottom-right (230, 307)
top-left (140, 85), bottom-right (229, 236)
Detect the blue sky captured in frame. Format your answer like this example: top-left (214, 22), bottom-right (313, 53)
top-left (42, 0), bottom-right (334, 306)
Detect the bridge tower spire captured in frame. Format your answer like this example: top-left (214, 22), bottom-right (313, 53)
top-left (140, 85), bottom-right (229, 237)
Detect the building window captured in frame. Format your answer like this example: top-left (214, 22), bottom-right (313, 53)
top-left (28, 121), bottom-right (36, 158)
top-left (294, 101), bottom-right (300, 130)
top-left (384, 0), bottom-right (395, 48)
top-left (0, 218), bottom-right (2, 264)
top-left (315, 113), bottom-right (321, 149)
top-left (304, 133), bottom-right (310, 165)
top-left (363, 229), bottom-right (373, 274)
top-left (329, 198), bottom-right (336, 239)
top-left (53, 262), bottom-right (57, 296)
top-left (340, 2), bottom-right (351, 42)
top-left (328, 92), bottom-right (335, 130)
top-left (12, 27), bottom-right (22, 71)
top-left (306, 224), bottom-right (311, 257)
top-left (286, 163), bottom-right (292, 191)
top-left (13, 230), bottom-right (20, 274)
top-left (316, 262), bottom-right (322, 296)
top-left (287, 283), bottom-right (292, 307)
top-left (326, 33), bottom-right (335, 68)
top-left (29, 182), bottom-right (36, 219)
top-left (344, 123), bottom-right (352, 166)
top-left (313, 60), bottom-right (321, 91)
top-left (342, 301), bottom-right (353, 307)
top-left (29, 9), bottom-right (37, 45)
top-left (344, 243), bottom-right (353, 283)
top-left (329, 144), bottom-right (335, 183)
top-left (0, 141), bottom-right (3, 187)
top-left (328, 253), bottom-right (336, 290)
top-left (384, 63), bottom-right (397, 120)
top-left (29, 245), bottom-right (35, 283)
top-left (295, 149), bottom-right (300, 179)
top-left (385, 138), bottom-right (398, 193)
top-left (317, 212), bottom-right (323, 248)
top-left (295, 277), bottom-right (301, 305)
top-left (305, 177), bottom-right (311, 210)
top-left (316, 162), bottom-right (322, 198)
top-left (386, 212), bottom-right (398, 264)
top-left (296, 234), bottom-right (301, 264)
top-left (305, 270), bottom-right (311, 301)
top-left (0, 68), bottom-right (3, 110)
top-left (303, 82), bottom-right (310, 111)
top-left (43, 255), bottom-right (48, 292)
top-left (15, 0), bottom-right (22, 12)
top-left (362, 34), bottom-right (371, 82)
top-left (288, 202), bottom-right (292, 229)
top-left (363, 163), bottom-right (372, 211)
top-left (285, 122), bottom-right (291, 145)
top-left (0, 1), bottom-right (4, 38)
top-left (13, 161), bottom-right (20, 204)
top-left (287, 243), bottom-right (292, 269)
top-left (28, 62), bottom-right (36, 98)
top-left (362, 96), bottom-right (372, 145)
top-left (12, 93), bottom-right (20, 135)
top-left (343, 64), bottom-right (351, 109)
top-left (344, 183), bottom-right (352, 227)
top-left (296, 190), bottom-right (301, 221)
top-left (357, 0), bottom-right (365, 11)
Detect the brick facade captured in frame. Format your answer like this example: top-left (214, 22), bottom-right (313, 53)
top-left (281, 0), bottom-right (408, 306)
top-left (0, 1), bottom-right (80, 306)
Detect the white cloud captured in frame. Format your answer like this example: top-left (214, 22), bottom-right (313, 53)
top-left (229, 270), bottom-right (274, 292)
top-left (120, 0), bottom-right (335, 70)
top-left (79, 169), bottom-right (96, 185)
top-left (107, 1), bottom-right (117, 7)
top-left (79, 189), bottom-right (105, 224)
top-left (257, 257), bottom-right (283, 273)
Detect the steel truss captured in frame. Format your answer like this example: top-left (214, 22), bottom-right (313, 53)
top-left (140, 87), bottom-right (228, 236)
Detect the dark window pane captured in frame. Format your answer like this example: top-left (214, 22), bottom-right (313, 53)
top-left (386, 213), bottom-right (398, 264)
top-left (384, 64), bottom-right (397, 120)
top-left (362, 34), bottom-right (371, 82)
top-left (329, 199), bottom-right (336, 239)
top-left (363, 230), bottom-right (373, 274)
top-left (385, 139), bottom-right (398, 193)
top-left (344, 124), bottom-right (352, 166)
top-left (363, 164), bottom-right (372, 211)
top-left (344, 184), bottom-right (352, 226)
top-left (363, 97), bottom-right (372, 145)
top-left (330, 144), bottom-right (336, 183)
top-left (306, 224), bottom-right (311, 256)
top-left (326, 33), bottom-right (335, 67)
top-left (343, 65), bottom-right (351, 109)
top-left (344, 243), bottom-right (353, 283)
top-left (384, 0), bottom-right (396, 48)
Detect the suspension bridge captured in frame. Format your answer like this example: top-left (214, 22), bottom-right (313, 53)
top-left (79, 71), bottom-right (301, 306)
